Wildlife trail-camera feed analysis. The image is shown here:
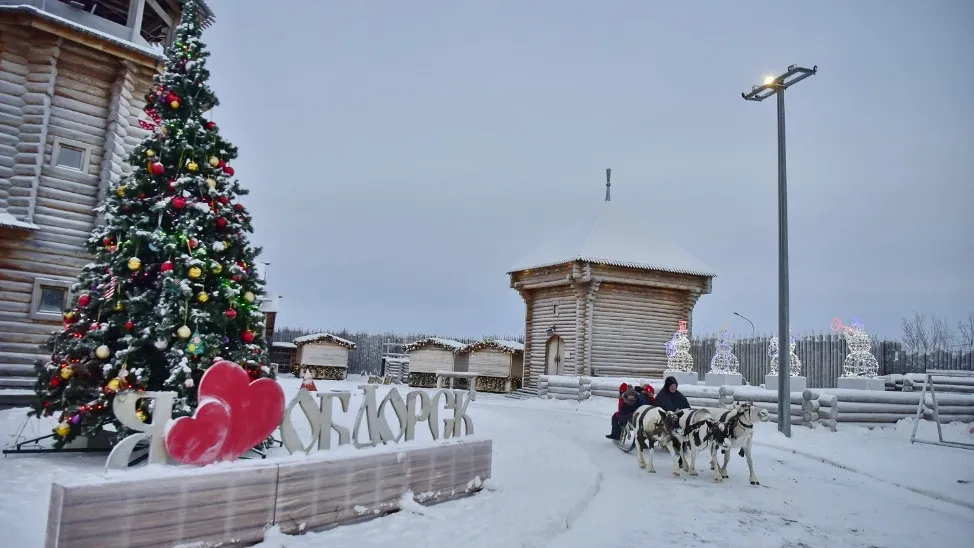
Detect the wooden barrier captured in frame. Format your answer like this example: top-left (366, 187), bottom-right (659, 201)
top-left (45, 438), bottom-right (492, 548)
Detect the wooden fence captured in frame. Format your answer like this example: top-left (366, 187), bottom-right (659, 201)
top-left (690, 333), bottom-right (974, 388)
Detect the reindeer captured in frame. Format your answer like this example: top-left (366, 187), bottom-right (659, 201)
top-left (673, 408), bottom-right (728, 482)
top-left (714, 401), bottom-right (769, 485)
top-left (632, 406), bottom-right (684, 476)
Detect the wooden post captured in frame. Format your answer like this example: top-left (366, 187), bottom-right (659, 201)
top-left (127, 0), bottom-right (147, 41)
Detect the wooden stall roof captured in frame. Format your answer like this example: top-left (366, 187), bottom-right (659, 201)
top-left (292, 333), bottom-right (356, 349)
top-left (403, 337), bottom-right (467, 353)
top-left (271, 342), bottom-right (297, 349)
top-left (459, 339), bottom-right (525, 355)
top-left (508, 199), bottom-right (716, 278)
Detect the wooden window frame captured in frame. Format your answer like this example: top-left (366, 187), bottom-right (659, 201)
top-left (51, 136), bottom-right (92, 174)
top-left (30, 278), bottom-right (74, 321)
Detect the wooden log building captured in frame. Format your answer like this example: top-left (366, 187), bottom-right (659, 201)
top-left (508, 174), bottom-right (715, 388)
top-left (459, 338), bottom-right (525, 393)
top-left (0, 0), bottom-right (234, 410)
top-left (403, 337), bottom-right (467, 388)
top-left (293, 333), bottom-right (356, 381)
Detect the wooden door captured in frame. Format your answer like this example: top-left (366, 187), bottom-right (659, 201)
top-left (546, 336), bottom-right (563, 375)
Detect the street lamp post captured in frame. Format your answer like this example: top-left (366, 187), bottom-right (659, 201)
top-left (733, 312), bottom-right (755, 337)
top-left (742, 64), bottom-right (817, 437)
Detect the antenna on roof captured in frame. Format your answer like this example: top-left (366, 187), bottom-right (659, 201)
top-left (605, 168), bottom-right (611, 202)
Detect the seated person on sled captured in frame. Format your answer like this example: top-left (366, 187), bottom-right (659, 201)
top-left (605, 383), bottom-right (655, 440)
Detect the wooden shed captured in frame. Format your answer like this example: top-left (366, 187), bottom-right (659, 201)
top-left (293, 333), bottom-right (356, 381)
top-left (459, 339), bottom-right (525, 393)
top-left (403, 338), bottom-right (467, 388)
top-left (508, 176), bottom-right (715, 389)
top-left (269, 342), bottom-right (297, 375)
top-left (0, 0), bottom-right (213, 410)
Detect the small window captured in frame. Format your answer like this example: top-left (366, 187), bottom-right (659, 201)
top-left (553, 304), bottom-right (559, 316)
top-left (51, 137), bottom-right (90, 173)
top-left (30, 278), bottom-right (73, 321)
top-left (38, 286), bottom-right (67, 314)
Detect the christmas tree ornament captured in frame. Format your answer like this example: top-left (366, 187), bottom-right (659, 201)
top-left (95, 345), bottom-right (111, 359)
top-left (63, 311), bottom-right (76, 323)
top-left (170, 99), bottom-right (181, 109)
top-left (243, 291), bottom-right (255, 303)
top-left (188, 266), bottom-right (202, 279)
top-left (150, 162), bottom-right (165, 175)
top-left (206, 120), bottom-right (217, 130)
top-left (196, 291), bottom-right (209, 303)
top-left (186, 330), bottom-right (207, 357)
top-left (114, 301), bottom-right (124, 312)
top-left (55, 423), bottom-right (71, 437)
top-left (167, 179), bottom-right (178, 191)
top-left (77, 294), bottom-right (91, 307)
top-left (127, 257), bottom-right (142, 271)
top-left (160, 260), bottom-right (174, 272)
top-left (208, 156), bottom-right (220, 167)
top-left (215, 217), bottom-right (227, 229)
top-left (60, 367), bottom-right (73, 379)
top-left (224, 308), bottom-right (237, 319)
top-left (107, 378), bottom-right (121, 391)
top-left (172, 196), bottom-right (187, 209)
top-left (212, 241), bottom-right (226, 252)
top-left (206, 177), bottom-right (216, 189)
top-left (117, 185), bottom-right (127, 197)
top-left (154, 339), bottom-right (168, 350)
top-left (210, 262), bottom-right (223, 274)
top-left (187, 161), bottom-right (199, 172)
top-left (146, 150), bottom-right (155, 157)
top-left (241, 330), bottom-right (255, 343)
top-left (137, 410), bottom-right (148, 422)
top-left (124, 320), bottom-right (135, 330)
top-left (223, 165), bottom-right (235, 176)
top-left (177, 325), bottom-right (192, 339)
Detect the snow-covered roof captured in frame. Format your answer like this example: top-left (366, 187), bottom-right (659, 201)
top-left (460, 339), bottom-right (525, 354)
top-left (0, 210), bottom-right (38, 231)
top-left (508, 199), bottom-right (715, 277)
top-left (403, 338), bottom-right (467, 353)
top-left (271, 341), bottom-right (296, 349)
top-left (292, 333), bottom-right (356, 349)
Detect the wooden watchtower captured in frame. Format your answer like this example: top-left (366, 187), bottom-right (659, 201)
top-left (508, 171), bottom-right (716, 388)
top-left (0, 0), bottom-right (213, 409)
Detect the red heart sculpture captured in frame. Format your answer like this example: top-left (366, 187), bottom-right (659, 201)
top-left (197, 359), bottom-right (285, 461)
top-left (164, 401), bottom-right (232, 465)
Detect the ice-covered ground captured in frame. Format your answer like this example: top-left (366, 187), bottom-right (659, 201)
top-left (2, 376), bottom-right (973, 547)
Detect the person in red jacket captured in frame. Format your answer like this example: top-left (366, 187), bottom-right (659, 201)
top-left (607, 386), bottom-right (641, 440)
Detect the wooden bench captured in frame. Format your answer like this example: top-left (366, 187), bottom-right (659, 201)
top-left (435, 370), bottom-right (480, 391)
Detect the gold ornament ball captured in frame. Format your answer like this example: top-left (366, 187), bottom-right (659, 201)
top-left (55, 423), bottom-right (71, 437)
top-left (60, 367), bottom-right (73, 379)
top-left (107, 378), bottom-right (121, 391)
top-left (187, 161), bottom-right (199, 172)
top-left (208, 156), bottom-right (220, 167)
top-left (146, 150), bottom-right (155, 158)
top-left (137, 410), bottom-right (148, 422)
top-left (206, 178), bottom-right (216, 189)
top-left (116, 185), bottom-right (127, 197)
top-left (211, 262), bottom-right (223, 274)
top-left (95, 345), bottom-right (111, 359)
top-left (243, 291), bottom-right (255, 303)
top-left (177, 325), bottom-right (192, 339)
top-left (170, 100), bottom-right (180, 109)
top-left (115, 301), bottom-right (124, 312)
top-left (196, 291), bottom-right (209, 303)
top-left (188, 266), bottom-right (202, 279)
top-left (127, 257), bottom-right (141, 271)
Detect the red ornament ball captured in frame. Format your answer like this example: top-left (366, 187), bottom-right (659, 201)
top-left (167, 179), bottom-right (177, 191)
top-left (160, 260), bottom-right (174, 272)
top-left (206, 120), bottom-right (217, 130)
top-left (150, 162), bottom-right (165, 175)
top-left (188, 238), bottom-right (198, 249)
top-left (222, 165), bottom-right (235, 176)
top-left (234, 204), bottom-right (244, 211)
top-left (103, 237), bottom-right (114, 246)
top-left (219, 196), bottom-right (229, 204)
top-left (124, 320), bottom-right (135, 330)
top-left (241, 330), bottom-right (255, 343)
top-left (78, 294), bottom-right (91, 307)
top-left (172, 196), bottom-right (186, 209)
top-left (215, 217), bottom-right (227, 229)
top-left (225, 308), bottom-right (237, 320)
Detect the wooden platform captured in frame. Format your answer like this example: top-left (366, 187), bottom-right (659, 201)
top-left (45, 438), bottom-right (492, 548)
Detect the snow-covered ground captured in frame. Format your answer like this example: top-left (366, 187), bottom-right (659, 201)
top-left (2, 377), bottom-right (973, 547)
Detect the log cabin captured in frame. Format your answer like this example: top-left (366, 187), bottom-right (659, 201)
top-left (293, 333), bottom-right (356, 381)
top-left (403, 337), bottom-right (467, 388)
top-left (459, 338), bottom-right (525, 393)
top-left (0, 0), bottom-right (235, 410)
top-left (508, 174), bottom-right (715, 390)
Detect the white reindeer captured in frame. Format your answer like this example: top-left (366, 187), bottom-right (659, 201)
top-left (714, 402), bottom-right (769, 485)
top-left (632, 406), bottom-right (684, 476)
top-left (674, 408), bottom-right (727, 482)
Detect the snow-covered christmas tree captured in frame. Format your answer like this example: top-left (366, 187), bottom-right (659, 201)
top-left (29, 0), bottom-right (271, 447)
top-left (767, 333), bottom-right (802, 377)
top-left (709, 328), bottom-right (740, 374)
top-left (665, 321), bottom-right (694, 373)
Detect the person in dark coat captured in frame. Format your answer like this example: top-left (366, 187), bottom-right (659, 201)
top-left (654, 376), bottom-right (690, 412)
top-left (606, 387), bottom-right (641, 440)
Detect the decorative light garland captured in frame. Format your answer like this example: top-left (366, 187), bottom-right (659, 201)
top-left (832, 317), bottom-right (879, 378)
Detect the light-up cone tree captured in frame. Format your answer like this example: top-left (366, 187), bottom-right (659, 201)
top-left (30, 0), bottom-right (271, 447)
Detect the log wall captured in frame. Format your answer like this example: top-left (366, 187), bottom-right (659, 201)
top-left (407, 347), bottom-right (457, 374)
top-left (466, 348), bottom-right (512, 377)
top-left (296, 343), bottom-right (349, 368)
top-left (0, 20), bottom-right (157, 408)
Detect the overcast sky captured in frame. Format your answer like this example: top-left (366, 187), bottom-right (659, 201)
top-left (202, 0), bottom-right (973, 341)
